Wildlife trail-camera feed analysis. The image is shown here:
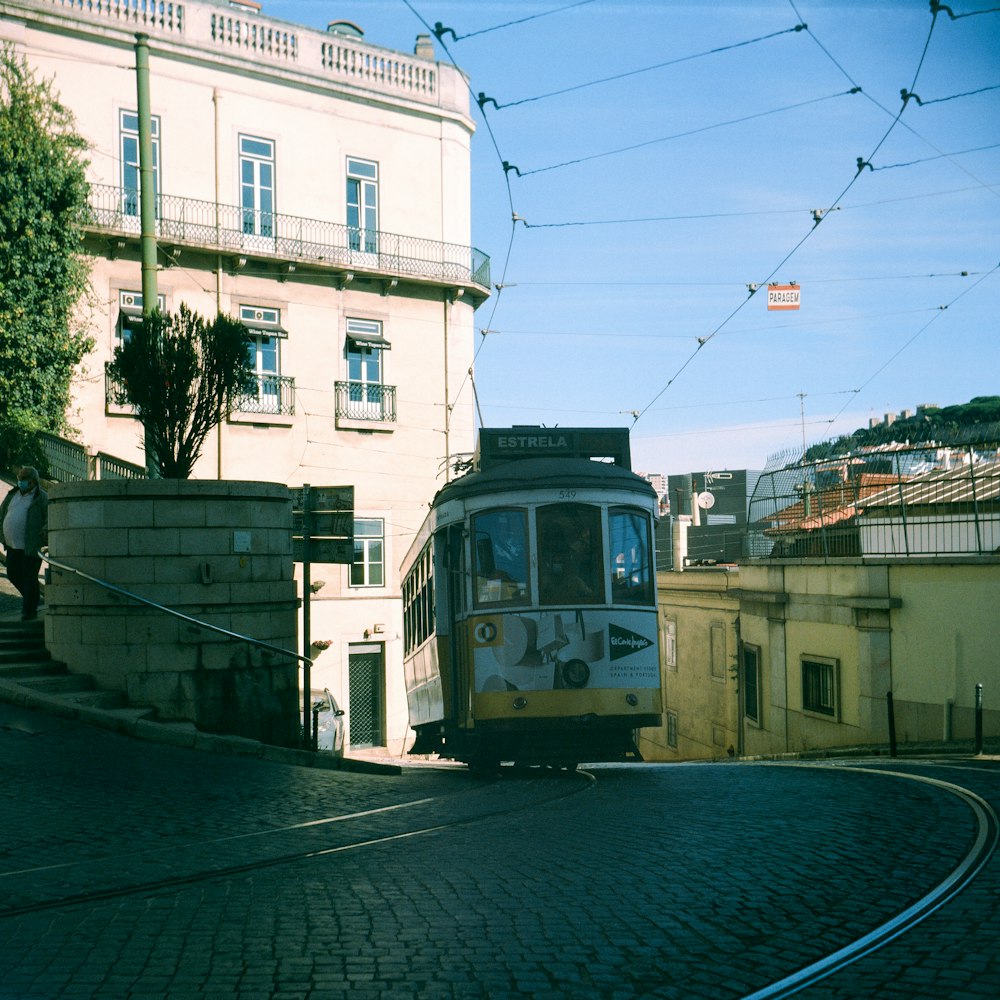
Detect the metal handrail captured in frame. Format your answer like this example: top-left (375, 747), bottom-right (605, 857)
top-left (40, 550), bottom-right (312, 670)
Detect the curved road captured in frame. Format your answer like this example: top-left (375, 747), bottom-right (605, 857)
top-left (0, 703), bottom-right (997, 999)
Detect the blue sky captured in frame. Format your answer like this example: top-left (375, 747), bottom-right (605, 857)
top-left (273, 0), bottom-right (999, 476)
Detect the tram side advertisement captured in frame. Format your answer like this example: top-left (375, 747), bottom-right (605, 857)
top-left (470, 609), bottom-right (659, 692)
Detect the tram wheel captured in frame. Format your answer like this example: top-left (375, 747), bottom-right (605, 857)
top-left (468, 755), bottom-right (501, 778)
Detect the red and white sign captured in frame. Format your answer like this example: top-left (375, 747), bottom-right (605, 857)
top-left (767, 284), bottom-right (800, 310)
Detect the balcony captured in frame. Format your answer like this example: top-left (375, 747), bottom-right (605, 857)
top-left (85, 184), bottom-right (491, 297)
top-left (335, 381), bottom-right (397, 432)
top-left (106, 364), bottom-right (295, 421)
top-left (236, 374), bottom-right (296, 418)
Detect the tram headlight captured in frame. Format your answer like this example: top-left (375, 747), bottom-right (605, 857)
top-left (560, 659), bottom-right (590, 690)
top-left (512, 696), bottom-right (528, 710)
top-left (626, 693), bottom-right (639, 707)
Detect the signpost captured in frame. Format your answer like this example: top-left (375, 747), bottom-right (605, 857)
top-left (767, 283), bottom-right (800, 311)
top-left (291, 484), bottom-right (354, 744)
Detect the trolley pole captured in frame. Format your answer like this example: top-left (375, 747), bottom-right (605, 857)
top-left (886, 690), bottom-right (897, 758)
top-left (974, 683), bottom-right (983, 756)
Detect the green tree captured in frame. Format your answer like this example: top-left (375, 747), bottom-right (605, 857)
top-left (107, 304), bottom-right (256, 478)
top-left (0, 44), bottom-right (92, 472)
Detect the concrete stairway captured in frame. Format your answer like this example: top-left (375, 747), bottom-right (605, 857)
top-left (0, 618), bottom-right (154, 722)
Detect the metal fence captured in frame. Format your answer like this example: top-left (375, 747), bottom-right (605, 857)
top-left (334, 381), bottom-right (397, 423)
top-left (39, 432), bottom-right (144, 482)
top-left (747, 441), bottom-right (1000, 559)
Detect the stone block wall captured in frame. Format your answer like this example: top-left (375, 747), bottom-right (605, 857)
top-left (45, 480), bottom-right (301, 747)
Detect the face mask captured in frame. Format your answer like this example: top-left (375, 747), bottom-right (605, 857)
top-left (17, 480), bottom-right (31, 491)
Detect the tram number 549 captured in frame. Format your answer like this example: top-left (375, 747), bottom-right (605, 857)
top-left (558, 490), bottom-right (577, 500)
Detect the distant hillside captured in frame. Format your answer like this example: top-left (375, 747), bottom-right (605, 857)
top-left (806, 396), bottom-right (1000, 460)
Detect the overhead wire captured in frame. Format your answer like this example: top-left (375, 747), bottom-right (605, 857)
top-left (826, 261), bottom-right (1000, 427)
top-left (478, 24), bottom-right (808, 110)
top-left (432, 0), bottom-right (596, 42)
top-left (792, 0), bottom-right (1000, 200)
top-left (523, 175), bottom-right (1000, 228)
top-left (398, 0), bottom-right (528, 424)
top-left (901, 82), bottom-right (1000, 105)
top-left (870, 142), bottom-right (1000, 170)
top-left (931, 2), bottom-right (1000, 19)
top-left (518, 88), bottom-right (861, 177)
top-left (629, 2), bottom-right (944, 426)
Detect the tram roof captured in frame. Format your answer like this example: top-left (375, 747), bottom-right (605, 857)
top-left (434, 457), bottom-right (657, 505)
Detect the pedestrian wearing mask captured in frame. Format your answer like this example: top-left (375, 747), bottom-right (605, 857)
top-left (1, 467), bottom-right (48, 621)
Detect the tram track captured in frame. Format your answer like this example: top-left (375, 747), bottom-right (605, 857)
top-left (740, 761), bottom-right (1000, 1000)
top-left (0, 767), bottom-right (592, 920)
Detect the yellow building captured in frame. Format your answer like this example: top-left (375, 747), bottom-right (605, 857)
top-left (645, 449), bottom-right (1000, 760)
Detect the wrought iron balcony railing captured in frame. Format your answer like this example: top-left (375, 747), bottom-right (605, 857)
top-left (237, 374), bottom-right (296, 417)
top-left (85, 184), bottom-right (491, 291)
top-left (105, 365), bottom-right (295, 418)
top-left (335, 381), bottom-right (397, 423)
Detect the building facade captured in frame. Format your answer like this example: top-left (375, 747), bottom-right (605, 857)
top-left (1, 0), bottom-right (490, 753)
top-left (647, 445), bottom-right (1000, 761)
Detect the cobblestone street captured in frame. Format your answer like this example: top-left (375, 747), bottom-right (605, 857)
top-left (1, 700), bottom-right (997, 999)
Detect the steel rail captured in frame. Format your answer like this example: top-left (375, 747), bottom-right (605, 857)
top-left (741, 763), bottom-right (1000, 999)
top-left (0, 770), bottom-right (590, 918)
top-left (40, 550), bottom-right (311, 670)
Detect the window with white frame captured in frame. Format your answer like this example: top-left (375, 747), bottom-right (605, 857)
top-left (120, 110), bottom-right (160, 217)
top-left (802, 656), bottom-right (839, 718)
top-left (115, 290), bottom-right (165, 346)
top-left (344, 318), bottom-right (390, 418)
top-left (346, 157), bottom-right (378, 253)
top-left (743, 644), bottom-right (761, 724)
top-left (351, 518), bottom-right (385, 587)
top-left (240, 135), bottom-right (275, 238)
top-left (239, 305), bottom-right (287, 414)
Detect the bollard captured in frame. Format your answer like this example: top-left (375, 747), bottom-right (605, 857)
top-left (886, 690), bottom-right (897, 758)
top-left (974, 683), bottom-right (983, 756)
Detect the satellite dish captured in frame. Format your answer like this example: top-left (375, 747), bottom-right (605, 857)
top-left (696, 491), bottom-right (716, 510)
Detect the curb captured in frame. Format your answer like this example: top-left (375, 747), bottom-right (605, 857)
top-left (0, 681), bottom-right (401, 773)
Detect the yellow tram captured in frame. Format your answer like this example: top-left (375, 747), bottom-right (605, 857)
top-left (401, 428), bottom-right (662, 771)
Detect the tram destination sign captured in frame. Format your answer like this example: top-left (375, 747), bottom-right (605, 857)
top-left (291, 485), bottom-right (354, 565)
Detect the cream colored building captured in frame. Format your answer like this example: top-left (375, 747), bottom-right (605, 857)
top-left (646, 558), bottom-right (999, 761)
top-left (1, 0), bottom-right (489, 753)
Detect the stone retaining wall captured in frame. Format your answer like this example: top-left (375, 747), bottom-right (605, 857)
top-left (45, 480), bottom-right (300, 747)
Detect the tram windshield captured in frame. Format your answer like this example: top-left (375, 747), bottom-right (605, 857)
top-left (472, 509), bottom-right (529, 606)
top-left (608, 508), bottom-right (654, 605)
top-left (537, 503), bottom-right (603, 606)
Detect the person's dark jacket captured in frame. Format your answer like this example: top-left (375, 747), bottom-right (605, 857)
top-left (0, 484), bottom-right (48, 555)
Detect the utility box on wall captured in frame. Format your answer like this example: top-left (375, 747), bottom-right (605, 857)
top-left (44, 480), bottom-right (300, 748)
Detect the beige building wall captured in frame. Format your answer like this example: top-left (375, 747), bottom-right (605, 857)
top-left (884, 561), bottom-right (1000, 741)
top-left (650, 558), bottom-right (999, 761)
top-left (640, 568), bottom-right (740, 762)
top-left (1, 0), bottom-right (487, 755)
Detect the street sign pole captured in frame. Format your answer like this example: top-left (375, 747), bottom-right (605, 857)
top-left (290, 483), bottom-right (354, 748)
top-left (302, 484), bottom-right (312, 746)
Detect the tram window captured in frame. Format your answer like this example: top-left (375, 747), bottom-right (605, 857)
top-left (608, 508), bottom-right (654, 605)
top-left (472, 509), bottom-right (528, 607)
top-left (537, 503), bottom-right (603, 606)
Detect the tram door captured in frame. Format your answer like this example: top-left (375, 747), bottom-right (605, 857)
top-left (348, 643), bottom-right (384, 748)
